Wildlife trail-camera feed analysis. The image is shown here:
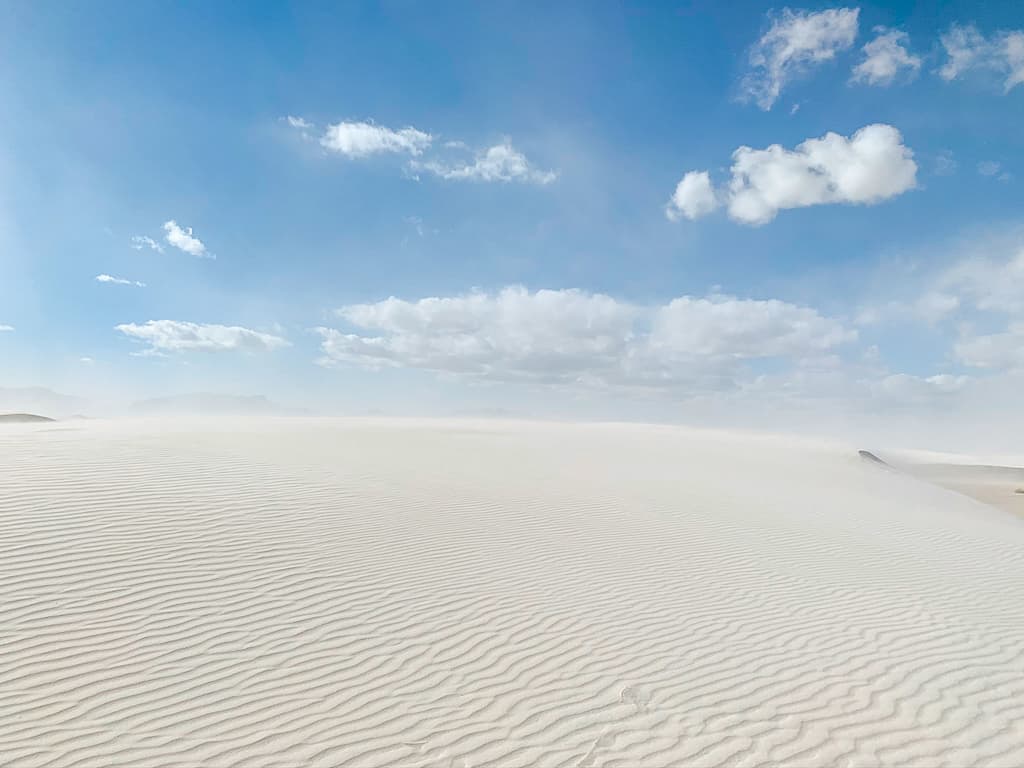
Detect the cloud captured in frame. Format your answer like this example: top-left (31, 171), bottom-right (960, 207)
top-left (666, 171), bottom-right (719, 221)
top-left (0, 324), bottom-right (12, 332)
top-left (320, 120), bottom-right (432, 158)
top-left (163, 220), bottom-right (212, 258)
top-left (861, 234), bottom-right (1024, 373)
top-left (96, 274), bottom-right (146, 288)
top-left (116, 320), bottom-right (289, 355)
top-left (131, 235), bottom-right (164, 253)
top-left (79, 357), bottom-right (95, 365)
top-left (933, 244), bottom-right (1024, 315)
top-left (411, 142), bottom-right (557, 185)
top-left (939, 24), bottom-right (1024, 92)
top-left (870, 373), bottom-right (970, 399)
top-left (934, 150), bottom-right (957, 176)
top-left (316, 287), bottom-right (855, 393)
top-left (669, 124), bottom-right (917, 226)
top-left (977, 160), bottom-right (1011, 181)
top-left (954, 324), bottom-right (1024, 370)
top-left (291, 118), bottom-right (554, 186)
top-left (742, 7), bottom-right (860, 110)
top-left (851, 27), bottom-right (921, 85)
top-left (978, 160), bottom-right (1001, 176)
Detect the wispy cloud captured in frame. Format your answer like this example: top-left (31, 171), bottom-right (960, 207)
top-left (116, 320), bottom-right (289, 355)
top-left (667, 124), bottom-right (917, 225)
top-left (0, 324), bottom-right (13, 332)
top-left (851, 27), bottom-right (921, 86)
top-left (319, 120), bottom-right (432, 158)
top-left (741, 7), bottom-right (860, 110)
top-left (163, 220), bottom-right (213, 259)
top-left (131, 235), bottom-right (164, 253)
top-left (287, 117), bottom-right (555, 186)
top-left (411, 142), bottom-right (556, 185)
top-left (939, 24), bottom-right (1024, 92)
top-left (96, 274), bottom-right (146, 287)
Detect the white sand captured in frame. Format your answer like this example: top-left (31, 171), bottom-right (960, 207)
top-left (2, 418), bottom-right (1023, 767)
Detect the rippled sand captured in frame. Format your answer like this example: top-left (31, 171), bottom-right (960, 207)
top-left (2, 418), bottom-right (1023, 767)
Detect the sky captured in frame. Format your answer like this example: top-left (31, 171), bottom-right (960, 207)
top-left (1, 0), bottom-right (1023, 446)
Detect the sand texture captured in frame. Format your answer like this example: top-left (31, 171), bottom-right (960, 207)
top-left (2, 418), bottom-right (1023, 767)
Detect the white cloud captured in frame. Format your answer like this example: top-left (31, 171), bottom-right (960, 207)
top-left (320, 120), bottom-right (432, 158)
top-left (914, 291), bottom-right (960, 322)
top-left (862, 235), bottom-right (1024, 373)
top-left (316, 287), bottom-right (854, 392)
top-left (933, 244), bottom-right (1024, 315)
top-left (851, 27), bottom-right (921, 86)
top-left (978, 160), bottom-right (1001, 176)
top-left (669, 124), bottom-right (917, 226)
top-left (954, 324), bottom-right (1024, 370)
top-left (412, 142), bottom-right (557, 185)
top-left (96, 274), bottom-right (146, 288)
top-left (116, 320), bottom-right (289, 355)
top-left (79, 357), bottom-right (95, 365)
top-left (0, 324), bottom-right (13, 332)
top-left (871, 373), bottom-right (970, 399)
top-left (666, 171), bottom-right (719, 221)
top-left (163, 220), bottom-right (212, 259)
top-left (286, 116), bottom-right (313, 129)
top-left (934, 150), bottom-right (957, 176)
top-left (131, 235), bottom-right (164, 253)
top-left (742, 7), bottom-right (860, 110)
top-left (939, 24), bottom-right (1024, 92)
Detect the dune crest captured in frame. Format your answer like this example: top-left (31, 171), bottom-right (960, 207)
top-left (0, 413), bottom-right (55, 423)
top-left (2, 418), bottom-right (1023, 767)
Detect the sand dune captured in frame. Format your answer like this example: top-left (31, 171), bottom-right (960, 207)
top-left (2, 418), bottom-right (1023, 767)
top-left (0, 413), bottom-right (55, 423)
top-left (896, 461), bottom-right (1024, 519)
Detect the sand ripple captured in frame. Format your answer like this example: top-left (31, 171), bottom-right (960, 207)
top-left (1, 418), bottom-right (1023, 767)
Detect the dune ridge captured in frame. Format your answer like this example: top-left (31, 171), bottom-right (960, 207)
top-left (1, 418), bottom-right (1023, 767)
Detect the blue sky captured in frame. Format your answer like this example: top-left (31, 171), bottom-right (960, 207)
top-left (1, 0), bottom-right (1023, 436)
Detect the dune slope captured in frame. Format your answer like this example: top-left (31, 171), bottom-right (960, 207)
top-left (1, 418), bottom-right (1023, 767)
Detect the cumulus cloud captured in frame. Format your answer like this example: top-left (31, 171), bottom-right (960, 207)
top-left (851, 27), bottom-right (921, 85)
top-left (939, 24), bottom-right (1024, 92)
top-left (316, 287), bottom-right (855, 392)
top-left (96, 274), bottom-right (146, 288)
top-left (116, 320), bottom-right (289, 355)
top-left (320, 120), bottom-right (432, 158)
top-left (131, 235), bottom-right (164, 253)
top-left (411, 142), bottom-right (557, 185)
top-left (742, 7), bottom-right (860, 110)
top-left (668, 124), bottom-right (917, 226)
top-left (666, 171), bottom-right (719, 221)
top-left (163, 220), bottom-right (212, 258)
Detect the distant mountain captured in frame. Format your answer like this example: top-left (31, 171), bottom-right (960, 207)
top-left (0, 413), bottom-right (56, 423)
top-left (130, 393), bottom-right (308, 416)
top-left (0, 387), bottom-right (86, 419)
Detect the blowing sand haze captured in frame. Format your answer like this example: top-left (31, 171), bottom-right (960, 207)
top-left (2, 418), bottom-right (1023, 767)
